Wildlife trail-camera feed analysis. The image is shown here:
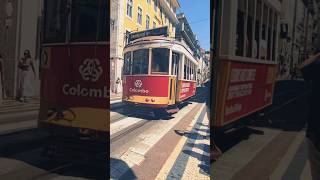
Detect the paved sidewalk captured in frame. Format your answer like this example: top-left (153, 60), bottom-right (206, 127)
top-left (110, 92), bottom-right (122, 102)
top-left (0, 98), bottom-right (40, 135)
top-left (212, 129), bottom-right (312, 180)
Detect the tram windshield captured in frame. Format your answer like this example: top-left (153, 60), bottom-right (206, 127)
top-left (43, 0), bottom-right (67, 43)
top-left (71, 0), bottom-right (108, 42)
top-left (132, 49), bottom-right (149, 75)
top-left (151, 48), bottom-right (169, 75)
top-left (123, 48), bottom-right (170, 75)
top-left (43, 0), bottom-right (108, 43)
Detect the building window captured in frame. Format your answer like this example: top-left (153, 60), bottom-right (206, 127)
top-left (154, 0), bottom-right (158, 12)
top-left (127, 0), bottom-right (133, 18)
top-left (146, 15), bottom-right (150, 29)
top-left (164, 14), bottom-right (167, 24)
top-left (137, 7), bottom-right (142, 25)
top-left (153, 21), bottom-right (156, 28)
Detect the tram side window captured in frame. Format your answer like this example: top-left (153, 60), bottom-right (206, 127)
top-left (184, 63), bottom-right (187, 79)
top-left (71, 0), bottom-right (100, 42)
top-left (272, 14), bottom-right (278, 61)
top-left (267, 10), bottom-right (273, 60)
top-left (43, 0), bottom-right (67, 43)
top-left (255, 0), bottom-right (262, 59)
top-left (246, 0), bottom-right (255, 57)
top-left (151, 48), bottom-right (169, 74)
top-left (261, 5), bottom-right (268, 60)
top-left (171, 52), bottom-right (179, 76)
top-left (235, 0), bottom-right (246, 57)
top-left (123, 52), bottom-right (132, 75)
top-left (133, 49), bottom-right (149, 75)
top-left (99, 0), bottom-right (109, 41)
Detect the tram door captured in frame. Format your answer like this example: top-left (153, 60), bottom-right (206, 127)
top-left (171, 52), bottom-right (180, 104)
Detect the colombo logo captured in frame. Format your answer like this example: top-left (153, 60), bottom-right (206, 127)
top-left (135, 80), bottom-right (143, 88)
top-left (79, 59), bottom-right (103, 82)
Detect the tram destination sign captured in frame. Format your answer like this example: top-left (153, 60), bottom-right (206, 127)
top-left (129, 26), bottom-right (168, 42)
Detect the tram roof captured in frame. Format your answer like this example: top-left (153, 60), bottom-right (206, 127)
top-left (124, 36), bottom-right (198, 64)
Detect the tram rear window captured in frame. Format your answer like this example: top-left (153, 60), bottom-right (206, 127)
top-left (43, 0), bottom-right (67, 43)
top-left (151, 48), bottom-right (169, 75)
top-left (132, 49), bottom-right (149, 75)
top-left (71, 0), bottom-right (108, 42)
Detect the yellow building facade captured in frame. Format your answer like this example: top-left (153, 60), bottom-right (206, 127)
top-left (123, 0), bottom-right (180, 38)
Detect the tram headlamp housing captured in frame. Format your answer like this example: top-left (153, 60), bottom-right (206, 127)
top-left (151, 98), bottom-right (155, 102)
top-left (145, 98), bottom-right (150, 102)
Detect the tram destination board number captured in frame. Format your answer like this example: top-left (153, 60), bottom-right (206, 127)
top-left (129, 26), bottom-right (169, 42)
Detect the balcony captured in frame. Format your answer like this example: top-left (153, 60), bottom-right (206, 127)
top-left (159, 0), bottom-right (180, 25)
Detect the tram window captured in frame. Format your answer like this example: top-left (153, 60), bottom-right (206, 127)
top-left (43, 0), bottom-right (67, 43)
top-left (260, 5), bottom-right (268, 59)
top-left (184, 63), bottom-right (187, 79)
top-left (255, 0), bottom-right (262, 59)
top-left (171, 52), bottom-right (179, 76)
top-left (71, 0), bottom-right (100, 42)
top-left (267, 10), bottom-right (273, 60)
top-left (151, 48), bottom-right (169, 74)
top-left (123, 52), bottom-right (132, 75)
top-left (235, 0), bottom-right (246, 57)
top-left (272, 14), bottom-right (278, 61)
top-left (99, 0), bottom-right (108, 41)
top-left (132, 49), bottom-right (149, 75)
top-left (246, 0), bottom-right (255, 57)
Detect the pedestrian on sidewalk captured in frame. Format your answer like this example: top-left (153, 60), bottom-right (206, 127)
top-left (299, 52), bottom-right (320, 180)
top-left (18, 50), bottom-right (36, 103)
top-left (0, 53), bottom-right (4, 105)
top-left (115, 77), bottom-right (121, 94)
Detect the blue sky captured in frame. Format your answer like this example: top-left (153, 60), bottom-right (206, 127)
top-left (177, 0), bottom-right (210, 51)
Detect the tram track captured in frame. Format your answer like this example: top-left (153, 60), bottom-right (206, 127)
top-left (110, 87), bottom-right (209, 143)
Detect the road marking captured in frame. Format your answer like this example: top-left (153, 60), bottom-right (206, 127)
top-left (110, 117), bottom-right (144, 136)
top-left (155, 103), bottom-right (206, 180)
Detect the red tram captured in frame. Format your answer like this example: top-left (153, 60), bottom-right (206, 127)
top-left (211, 0), bottom-right (280, 130)
top-left (38, 0), bottom-right (109, 156)
top-left (122, 32), bottom-right (198, 115)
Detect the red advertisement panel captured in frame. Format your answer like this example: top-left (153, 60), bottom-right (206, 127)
top-left (223, 62), bottom-right (276, 123)
top-left (41, 45), bottom-right (109, 109)
top-left (123, 76), bottom-right (169, 97)
top-left (178, 80), bottom-right (196, 101)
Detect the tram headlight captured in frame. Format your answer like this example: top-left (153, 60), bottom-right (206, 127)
top-left (151, 98), bottom-right (155, 102)
top-left (145, 98), bottom-right (150, 102)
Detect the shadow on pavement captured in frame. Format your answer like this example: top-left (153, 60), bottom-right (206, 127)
top-left (110, 158), bottom-right (136, 180)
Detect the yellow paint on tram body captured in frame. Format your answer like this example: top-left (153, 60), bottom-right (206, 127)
top-left (124, 95), bottom-right (170, 105)
top-left (45, 107), bottom-right (108, 132)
